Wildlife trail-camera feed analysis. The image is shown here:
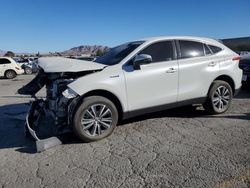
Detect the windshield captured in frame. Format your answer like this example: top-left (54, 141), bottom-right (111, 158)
top-left (95, 41), bottom-right (144, 65)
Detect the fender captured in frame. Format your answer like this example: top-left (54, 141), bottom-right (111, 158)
top-left (67, 65), bottom-right (128, 112)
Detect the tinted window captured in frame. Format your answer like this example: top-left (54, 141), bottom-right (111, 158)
top-left (139, 41), bottom-right (174, 63)
top-left (0, 58), bottom-right (11, 64)
top-left (204, 44), bottom-right (212, 55)
top-left (95, 41), bottom-right (144, 66)
top-left (179, 40), bottom-right (205, 59)
top-left (208, 45), bottom-right (222, 54)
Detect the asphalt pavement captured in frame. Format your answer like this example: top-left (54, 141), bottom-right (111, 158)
top-left (0, 75), bottom-right (250, 188)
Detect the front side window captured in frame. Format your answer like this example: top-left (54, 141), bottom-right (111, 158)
top-left (179, 40), bottom-right (205, 59)
top-left (95, 41), bottom-right (144, 66)
top-left (138, 41), bottom-right (174, 63)
top-left (0, 58), bottom-right (11, 64)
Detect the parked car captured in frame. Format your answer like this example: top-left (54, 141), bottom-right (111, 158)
top-left (22, 59), bottom-right (39, 74)
top-left (237, 51), bottom-right (250, 60)
top-left (236, 51), bottom-right (250, 85)
top-left (0, 57), bottom-right (24, 79)
top-left (239, 58), bottom-right (250, 85)
top-left (18, 36), bottom-right (242, 142)
top-left (22, 64), bottom-right (33, 74)
top-left (14, 57), bottom-right (38, 74)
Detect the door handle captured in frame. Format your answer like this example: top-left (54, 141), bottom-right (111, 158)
top-left (208, 62), bottom-right (217, 67)
top-left (166, 68), bottom-right (176, 73)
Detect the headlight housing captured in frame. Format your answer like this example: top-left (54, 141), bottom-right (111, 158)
top-left (62, 88), bottom-right (78, 99)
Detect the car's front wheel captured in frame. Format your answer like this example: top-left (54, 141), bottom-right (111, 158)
top-left (204, 80), bottom-right (233, 114)
top-left (73, 96), bottom-right (118, 142)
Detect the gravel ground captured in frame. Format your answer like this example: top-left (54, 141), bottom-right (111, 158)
top-left (0, 75), bottom-right (250, 188)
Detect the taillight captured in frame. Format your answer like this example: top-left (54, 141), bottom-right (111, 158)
top-left (15, 67), bottom-right (20, 70)
top-left (232, 56), bottom-right (241, 61)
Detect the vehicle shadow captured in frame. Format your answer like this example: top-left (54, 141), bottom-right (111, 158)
top-left (120, 105), bottom-right (206, 125)
top-left (235, 86), bottom-right (250, 99)
top-left (0, 103), bottom-right (37, 154)
top-left (121, 105), bottom-right (250, 125)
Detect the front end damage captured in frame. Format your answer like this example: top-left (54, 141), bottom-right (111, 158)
top-left (18, 58), bottom-right (105, 151)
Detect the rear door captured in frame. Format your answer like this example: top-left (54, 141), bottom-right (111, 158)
top-left (177, 40), bottom-right (220, 101)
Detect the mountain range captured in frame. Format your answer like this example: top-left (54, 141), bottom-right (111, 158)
top-left (61, 45), bottom-right (110, 56)
top-left (0, 50), bottom-right (6, 56)
top-left (64, 37), bottom-right (250, 55)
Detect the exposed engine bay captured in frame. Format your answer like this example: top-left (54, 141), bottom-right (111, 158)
top-left (18, 57), bottom-right (105, 140)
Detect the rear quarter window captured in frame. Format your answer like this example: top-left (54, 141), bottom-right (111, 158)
top-left (208, 45), bottom-right (222, 54)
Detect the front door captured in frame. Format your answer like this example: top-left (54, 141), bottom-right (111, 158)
top-left (123, 41), bottom-right (179, 111)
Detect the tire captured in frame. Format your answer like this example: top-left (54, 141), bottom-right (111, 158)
top-left (5, 70), bottom-right (16, 79)
top-left (73, 96), bottom-right (118, 142)
top-left (204, 80), bottom-right (233, 114)
top-left (25, 67), bottom-right (32, 74)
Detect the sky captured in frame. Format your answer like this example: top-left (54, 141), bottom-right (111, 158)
top-left (0, 0), bottom-right (249, 53)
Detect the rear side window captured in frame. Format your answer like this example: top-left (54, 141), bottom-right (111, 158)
top-left (179, 40), bottom-right (205, 59)
top-left (0, 58), bottom-right (11, 64)
top-left (139, 41), bottom-right (174, 63)
top-left (208, 45), bottom-right (222, 54)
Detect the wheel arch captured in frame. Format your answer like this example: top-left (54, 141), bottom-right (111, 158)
top-left (78, 89), bottom-right (124, 121)
top-left (4, 69), bottom-right (17, 77)
top-left (210, 75), bottom-right (235, 94)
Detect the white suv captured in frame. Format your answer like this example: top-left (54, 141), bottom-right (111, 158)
top-left (0, 57), bottom-right (24, 79)
top-left (18, 36), bottom-right (242, 142)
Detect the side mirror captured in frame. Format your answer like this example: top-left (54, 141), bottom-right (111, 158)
top-left (133, 54), bottom-right (152, 70)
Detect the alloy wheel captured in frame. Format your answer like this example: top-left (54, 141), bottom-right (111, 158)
top-left (6, 71), bottom-right (15, 79)
top-left (81, 104), bottom-right (113, 136)
top-left (212, 86), bottom-right (231, 112)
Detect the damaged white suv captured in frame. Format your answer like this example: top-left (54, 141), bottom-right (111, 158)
top-left (18, 36), bottom-right (242, 142)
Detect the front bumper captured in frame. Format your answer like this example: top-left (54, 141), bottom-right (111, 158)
top-left (25, 98), bottom-right (77, 141)
top-left (25, 101), bottom-right (64, 152)
top-left (26, 105), bottom-right (40, 141)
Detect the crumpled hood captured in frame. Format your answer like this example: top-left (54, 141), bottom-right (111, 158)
top-left (38, 57), bottom-right (106, 73)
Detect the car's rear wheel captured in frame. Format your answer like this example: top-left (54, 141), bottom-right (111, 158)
top-left (5, 70), bottom-right (16, 79)
top-left (73, 96), bottom-right (118, 142)
top-left (25, 67), bottom-right (32, 74)
top-left (204, 80), bottom-right (233, 114)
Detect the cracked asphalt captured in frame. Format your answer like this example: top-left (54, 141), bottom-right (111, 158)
top-left (0, 75), bottom-right (250, 188)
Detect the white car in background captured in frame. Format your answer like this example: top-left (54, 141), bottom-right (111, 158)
top-left (0, 57), bottom-right (24, 79)
top-left (18, 36), bottom-right (242, 142)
